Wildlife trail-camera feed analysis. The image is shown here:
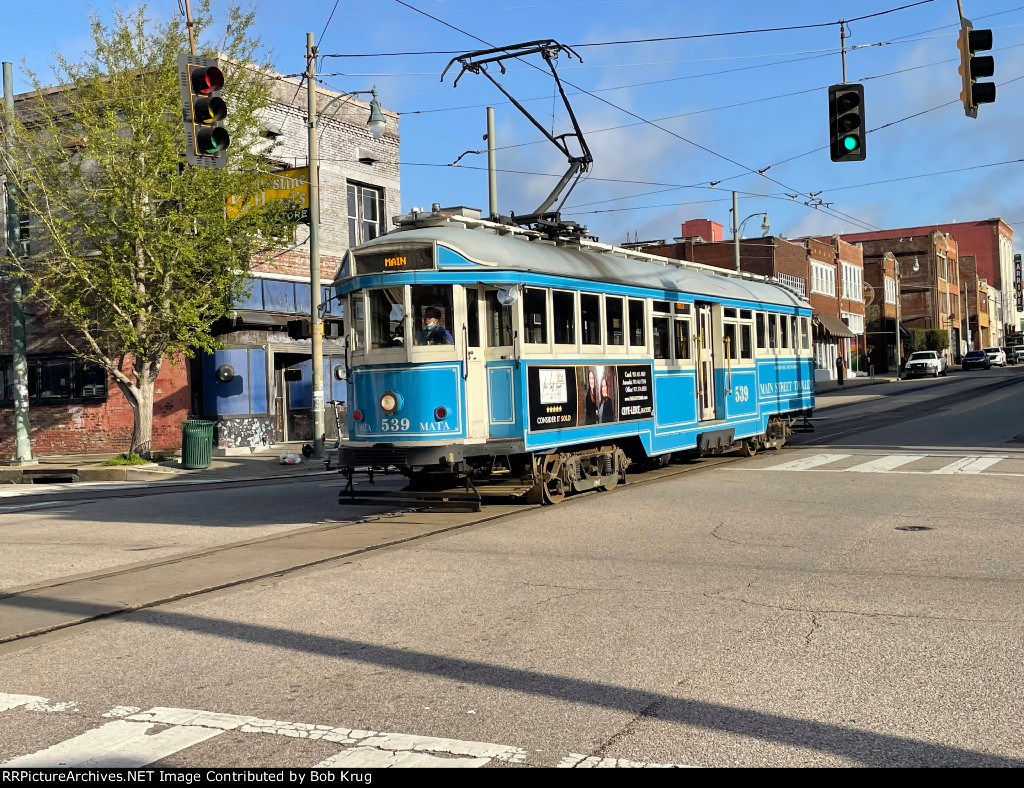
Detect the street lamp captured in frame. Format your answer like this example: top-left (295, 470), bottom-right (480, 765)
top-left (731, 191), bottom-right (770, 272)
top-left (890, 253), bottom-right (919, 379)
top-left (306, 32), bottom-right (386, 459)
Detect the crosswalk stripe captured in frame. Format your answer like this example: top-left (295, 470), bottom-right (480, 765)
top-left (317, 748), bottom-right (489, 768)
top-left (842, 455), bottom-right (927, 472)
top-left (0, 693), bottom-right (46, 713)
top-left (933, 456), bottom-right (1004, 474)
top-left (1, 720), bottom-right (225, 768)
top-left (764, 453), bottom-right (850, 471)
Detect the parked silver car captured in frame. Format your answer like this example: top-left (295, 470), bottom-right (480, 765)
top-left (905, 350), bottom-right (948, 378)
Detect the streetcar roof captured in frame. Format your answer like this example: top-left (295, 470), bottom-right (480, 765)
top-left (349, 225), bottom-right (807, 309)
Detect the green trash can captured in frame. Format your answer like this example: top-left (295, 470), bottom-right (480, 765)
top-left (181, 419), bottom-right (215, 469)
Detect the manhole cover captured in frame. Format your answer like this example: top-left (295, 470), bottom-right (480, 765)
top-left (895, 525), bottom-right (933, 532)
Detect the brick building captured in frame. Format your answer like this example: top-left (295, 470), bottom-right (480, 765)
top-left (639, 220), bottom-right (865, 383)
top-left (850, 232), bottom-right (963, 367)
top-left (1, 72), bottom-right (400, 457)
top-left (195, 76), bottom-right (400, 450)
top-left (834, 219), bottom-right (1013, 345)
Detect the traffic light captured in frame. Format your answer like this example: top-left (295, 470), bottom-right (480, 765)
top-left (287, 319), bottom-right (310, 340)
top-left (957, 18), bottom-right (995, 118)
top-left (177, 53), bottom-right (231, 168)
top-left (828, 83), bottom-right (865, 162)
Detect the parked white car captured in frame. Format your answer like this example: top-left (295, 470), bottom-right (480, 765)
top-left (984, 347), bottom-right (1007, 366)
top-left (1014, 345), bottom-right (1024, 364)
top-left (904, 350), bottom-right (948, 378)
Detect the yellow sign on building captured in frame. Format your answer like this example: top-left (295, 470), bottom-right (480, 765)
top-left (227, 167), bottom-right (310, 223)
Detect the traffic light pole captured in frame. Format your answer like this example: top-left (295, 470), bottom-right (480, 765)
top-left (3, 61), bottom-right (34, 464)
top-left (306, 32), bottom-right (326, 460)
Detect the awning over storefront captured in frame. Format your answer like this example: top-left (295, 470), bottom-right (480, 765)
top-left (814, 314), bottom-right (857, 338)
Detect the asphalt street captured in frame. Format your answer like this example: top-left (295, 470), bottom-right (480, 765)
top-left (1, 367), bottom-right (1022, 768)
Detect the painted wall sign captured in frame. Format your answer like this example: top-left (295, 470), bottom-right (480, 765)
top-left (226, 167), bottom-right (310, 223)
top-left (527, 363), bottom-right (653, 431)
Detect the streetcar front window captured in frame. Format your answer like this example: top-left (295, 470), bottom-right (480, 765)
top-left (369, 287), bottom-right (406, 349)
top-left (411, 285), bottom-right (455, 346)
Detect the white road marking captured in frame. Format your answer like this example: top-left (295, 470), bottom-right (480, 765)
top-left (842, 455), bottom-right (927, 473)
top-left (933, 456), bottom-right (1004, 474)
top-left (1, 720), bottom-right (224, 768)
top-left (317, 748), bottom-right (489, 768)
top-left (558, 753), bottom-right (692, 768)
top-left (0, 692), bottom-right (47, 712)
top-left (764, 453), bottom-right (851, 471)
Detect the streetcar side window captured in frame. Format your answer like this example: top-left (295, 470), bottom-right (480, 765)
top-left (410, 285), bottom-right (455, 346)
top-left (466, 289), bottom-right (481, 348)
top-left (606, 297), bottom-right (625, 346)
top-left (553, 290), bottom-right (576, 345)
top-left (523, 288), bottom-right (548, 344)
top-left (791, 316), bottom-right (799, 353)
top-left (653, 317), bottom-right (670, 359)
top-left (628, 299), bottom-right (646, 347)
top-left (581, 293), bottom-right (601, 346)
top-left (369, 286), bottom-right (406, 349)
top-left (350, 292), bottom-right (366, 351)
top-left (779, 313), bottom-right (789, 350)
top-left (485, 289), bottom-right (513, 347)
top-left (768, 314), bottom-right (779, 349)
top-left (801, 317), bottom-right (810, 350)
top-left (741, 324), bottom-right (753, 359)
top-left (674, 319), bottom-right (691, 360)
top-left (755, 312), bottom-right (766, 350)
top-left (723, 322), bottom-right (738, 360)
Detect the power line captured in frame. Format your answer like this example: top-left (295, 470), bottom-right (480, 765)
top-left (318, 1), bottom-right (342, 49)
top-left (393, 0), bottom-right (882, 232)
top-left (329, 0), bottom-right (937, 58)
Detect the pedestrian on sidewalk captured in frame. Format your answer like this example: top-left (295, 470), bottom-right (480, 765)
top-left (836, 353), bottom-right (846, 386)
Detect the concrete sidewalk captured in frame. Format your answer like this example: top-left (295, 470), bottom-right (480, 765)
top-left (0, 442), bottom-right (329, 494)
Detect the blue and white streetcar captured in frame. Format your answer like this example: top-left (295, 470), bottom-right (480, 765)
top-left (332, 205), bottom-right (814, 504)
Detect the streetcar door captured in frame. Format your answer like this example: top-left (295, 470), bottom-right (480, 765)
top-left (697, 304), bottom-right (717, 420)
top-left (464, 287), bottom-right (488, 440)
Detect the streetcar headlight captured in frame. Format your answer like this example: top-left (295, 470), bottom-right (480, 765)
top-left (380, 390), bottom-right (400, 414)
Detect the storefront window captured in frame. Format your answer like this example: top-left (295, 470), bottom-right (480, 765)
top-left (369, 287), bottom-right (406, 349)
top-left (410, 285), bottom-right (455, 346)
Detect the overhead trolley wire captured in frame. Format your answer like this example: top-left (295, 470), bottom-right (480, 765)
top-left (391, 0), bottom-right (890, 232)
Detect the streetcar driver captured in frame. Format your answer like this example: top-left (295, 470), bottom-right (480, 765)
top-left (415, 306), bottom-right (454, 345)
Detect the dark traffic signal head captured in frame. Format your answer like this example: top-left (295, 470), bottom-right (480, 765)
top-left (828, 83), bottom-right (865, 162)
top-left (958, 19), bottom-right (996, 118)
top-left (177, 54), bottom-right (231, 168)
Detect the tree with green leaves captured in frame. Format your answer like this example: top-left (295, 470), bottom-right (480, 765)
top-left (2, 2), bottom-right (298, 457)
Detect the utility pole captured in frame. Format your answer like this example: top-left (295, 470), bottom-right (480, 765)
top-left (305, 33), bottom-right (325, 460)
top-left (732, 191), bottom-right (740, 272)
top-left (486, 107), bottom-right (497, 219)
top-left (3, 62), bottom-right (33, 464)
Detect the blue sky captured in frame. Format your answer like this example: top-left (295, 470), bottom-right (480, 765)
top-left (4, 0), bottom-right (1024, 247)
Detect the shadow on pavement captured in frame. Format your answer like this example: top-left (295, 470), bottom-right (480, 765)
top-left (3, 594), bottom-right (1020, 769)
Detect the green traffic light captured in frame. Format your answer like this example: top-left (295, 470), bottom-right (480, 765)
top-left (843, 134), bottom-right (859, 152)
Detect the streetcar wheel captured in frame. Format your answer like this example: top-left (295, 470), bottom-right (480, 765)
top-left (738, 439), bottom-right (758, 457)
top-left (542, 478), bottom-right (566, 504)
